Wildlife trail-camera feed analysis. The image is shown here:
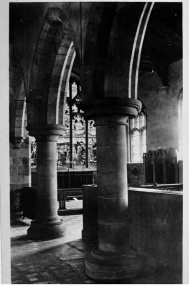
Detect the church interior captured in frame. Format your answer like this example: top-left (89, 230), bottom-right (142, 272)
top-left (4, 1), bottom-right (185, 284)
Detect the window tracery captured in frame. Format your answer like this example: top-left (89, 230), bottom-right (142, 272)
top-left (58, 79), bottom-right (97, 170)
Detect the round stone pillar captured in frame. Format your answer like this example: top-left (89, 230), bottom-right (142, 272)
top-left (82, 98), bottom-right (142, 281)
top-left (26, 124), bottom-right (65, 240)
top-left (96, 115), bottom-right (130, 252)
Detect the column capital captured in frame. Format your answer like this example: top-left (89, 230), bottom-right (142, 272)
top-left (80, 97), bottom-right (142, 119)
top-left (26, 124), bottom-right (65, 142)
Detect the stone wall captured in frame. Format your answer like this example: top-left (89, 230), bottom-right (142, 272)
top-left (10, 139), bottom-right (31, 212)
top-left (138, 60), bottom-right (182, 151)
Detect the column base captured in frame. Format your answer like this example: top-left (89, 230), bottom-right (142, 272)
top-left (85, 248), bottom-right (143, 282)
top-left (27, 219), bottom-right (65, 240)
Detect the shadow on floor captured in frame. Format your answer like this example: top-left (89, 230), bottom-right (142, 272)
top-left (11, 215), bottom-right (182, 284)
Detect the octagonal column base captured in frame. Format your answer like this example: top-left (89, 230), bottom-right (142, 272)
top-left (85, 248), bottom-right (143, 282)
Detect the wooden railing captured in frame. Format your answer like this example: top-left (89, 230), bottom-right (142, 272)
top-left (58, 188), bottom-right (83, 215)
top-left (31, 169), bottom-right (96, 188)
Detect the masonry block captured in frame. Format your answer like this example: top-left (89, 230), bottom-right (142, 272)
top-left (16, 149), bottom-right (29, 157)
top-left (49, 88), bottom-right (59, 98)
top-left (16, 110), bottom-right (23, 116)
top-left (48, 96), bottom-right (57, 105)
top-left (13, 157), bottom-right (18, 164)
top-left (11, 175), bottom-right (25, 184)
top-left (51, 75), bottom-right (61, 88)
top-left (10, 146), bottom-right (16, 157)
top-left (10, 157), bottom-right (13, 165)
top-left (20, 142), bottom-right (30, 150)
top-left (58, 45), bottom-right (68, 55)
top-left (48, 102), bottom-right (57, 110)
top-left (18, 165), bottom-right (30, 176)
top-left (10, 165), bottom-right (18, 177)
top-left (17, 157), bottom-right (29, 165)
top-left (10, 184), bottom-right (21, 191)
top-left (23, 157), bottom-right (30, 165)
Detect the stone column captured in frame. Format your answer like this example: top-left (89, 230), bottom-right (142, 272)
top-left (82, 98), bottom-right (142, 281)
top-left (26, 124), bottom-right (65, 240)
top-left (96, 115), bottom-right (130, 250)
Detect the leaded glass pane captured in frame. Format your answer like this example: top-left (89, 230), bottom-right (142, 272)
top-left (58, 102), bottom-right (70, 169)
top-left (130, 114), bottom-right (147, 162)
top-left (72, 114), bottom-right (86, 169)
top-left (88, 120), bottom-right (97, 168)
top-left (71, 82), bottom-right (77, 98)
top-left (72, 104), bottom-right (78, 113)
top-left (72, 138), bottom-right (86, 169)
top-left (73, 114), bottom-right (85, 137)
top-left (139, 114), bottom-right (144, 128)
top-left (63, 103), bottom-right (70, 137)
top-left (57, 142), bottom-right (70, 170)
top-left (130, 118), bottom-right (134, 130)
top-left (31, 140), bottom-right (37, 168)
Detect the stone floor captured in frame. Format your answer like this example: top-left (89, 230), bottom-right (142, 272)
top-left (11, 200), bottom-right (182, 284)
top-left (11, 199), bottom-right (94, 284)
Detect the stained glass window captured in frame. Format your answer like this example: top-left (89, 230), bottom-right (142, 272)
top-left (31, 140), bottom-right (37, 167)
top-left (88, 120), bottom-right (97, 168)
top-left (57, 79), bottom-right (97, 170)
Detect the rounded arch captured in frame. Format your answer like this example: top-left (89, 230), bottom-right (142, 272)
top-left (27, 7), bottom-right (78, 127)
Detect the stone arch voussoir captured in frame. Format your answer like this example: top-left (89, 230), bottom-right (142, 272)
top-left (10, 58), bottom-right (28, 147)
top-left (27, 7), bottom-right (77, 127)
top-left (47, 40), bottom-right (76, 125)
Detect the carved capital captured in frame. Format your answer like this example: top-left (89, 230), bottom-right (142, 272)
top-left (26, 124), bottom-right (65, 142)
top-left (80, 98), bottom-right (142, 120)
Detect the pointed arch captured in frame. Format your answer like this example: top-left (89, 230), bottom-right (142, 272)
top-left (129, 2), bottom-right (154, 99)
